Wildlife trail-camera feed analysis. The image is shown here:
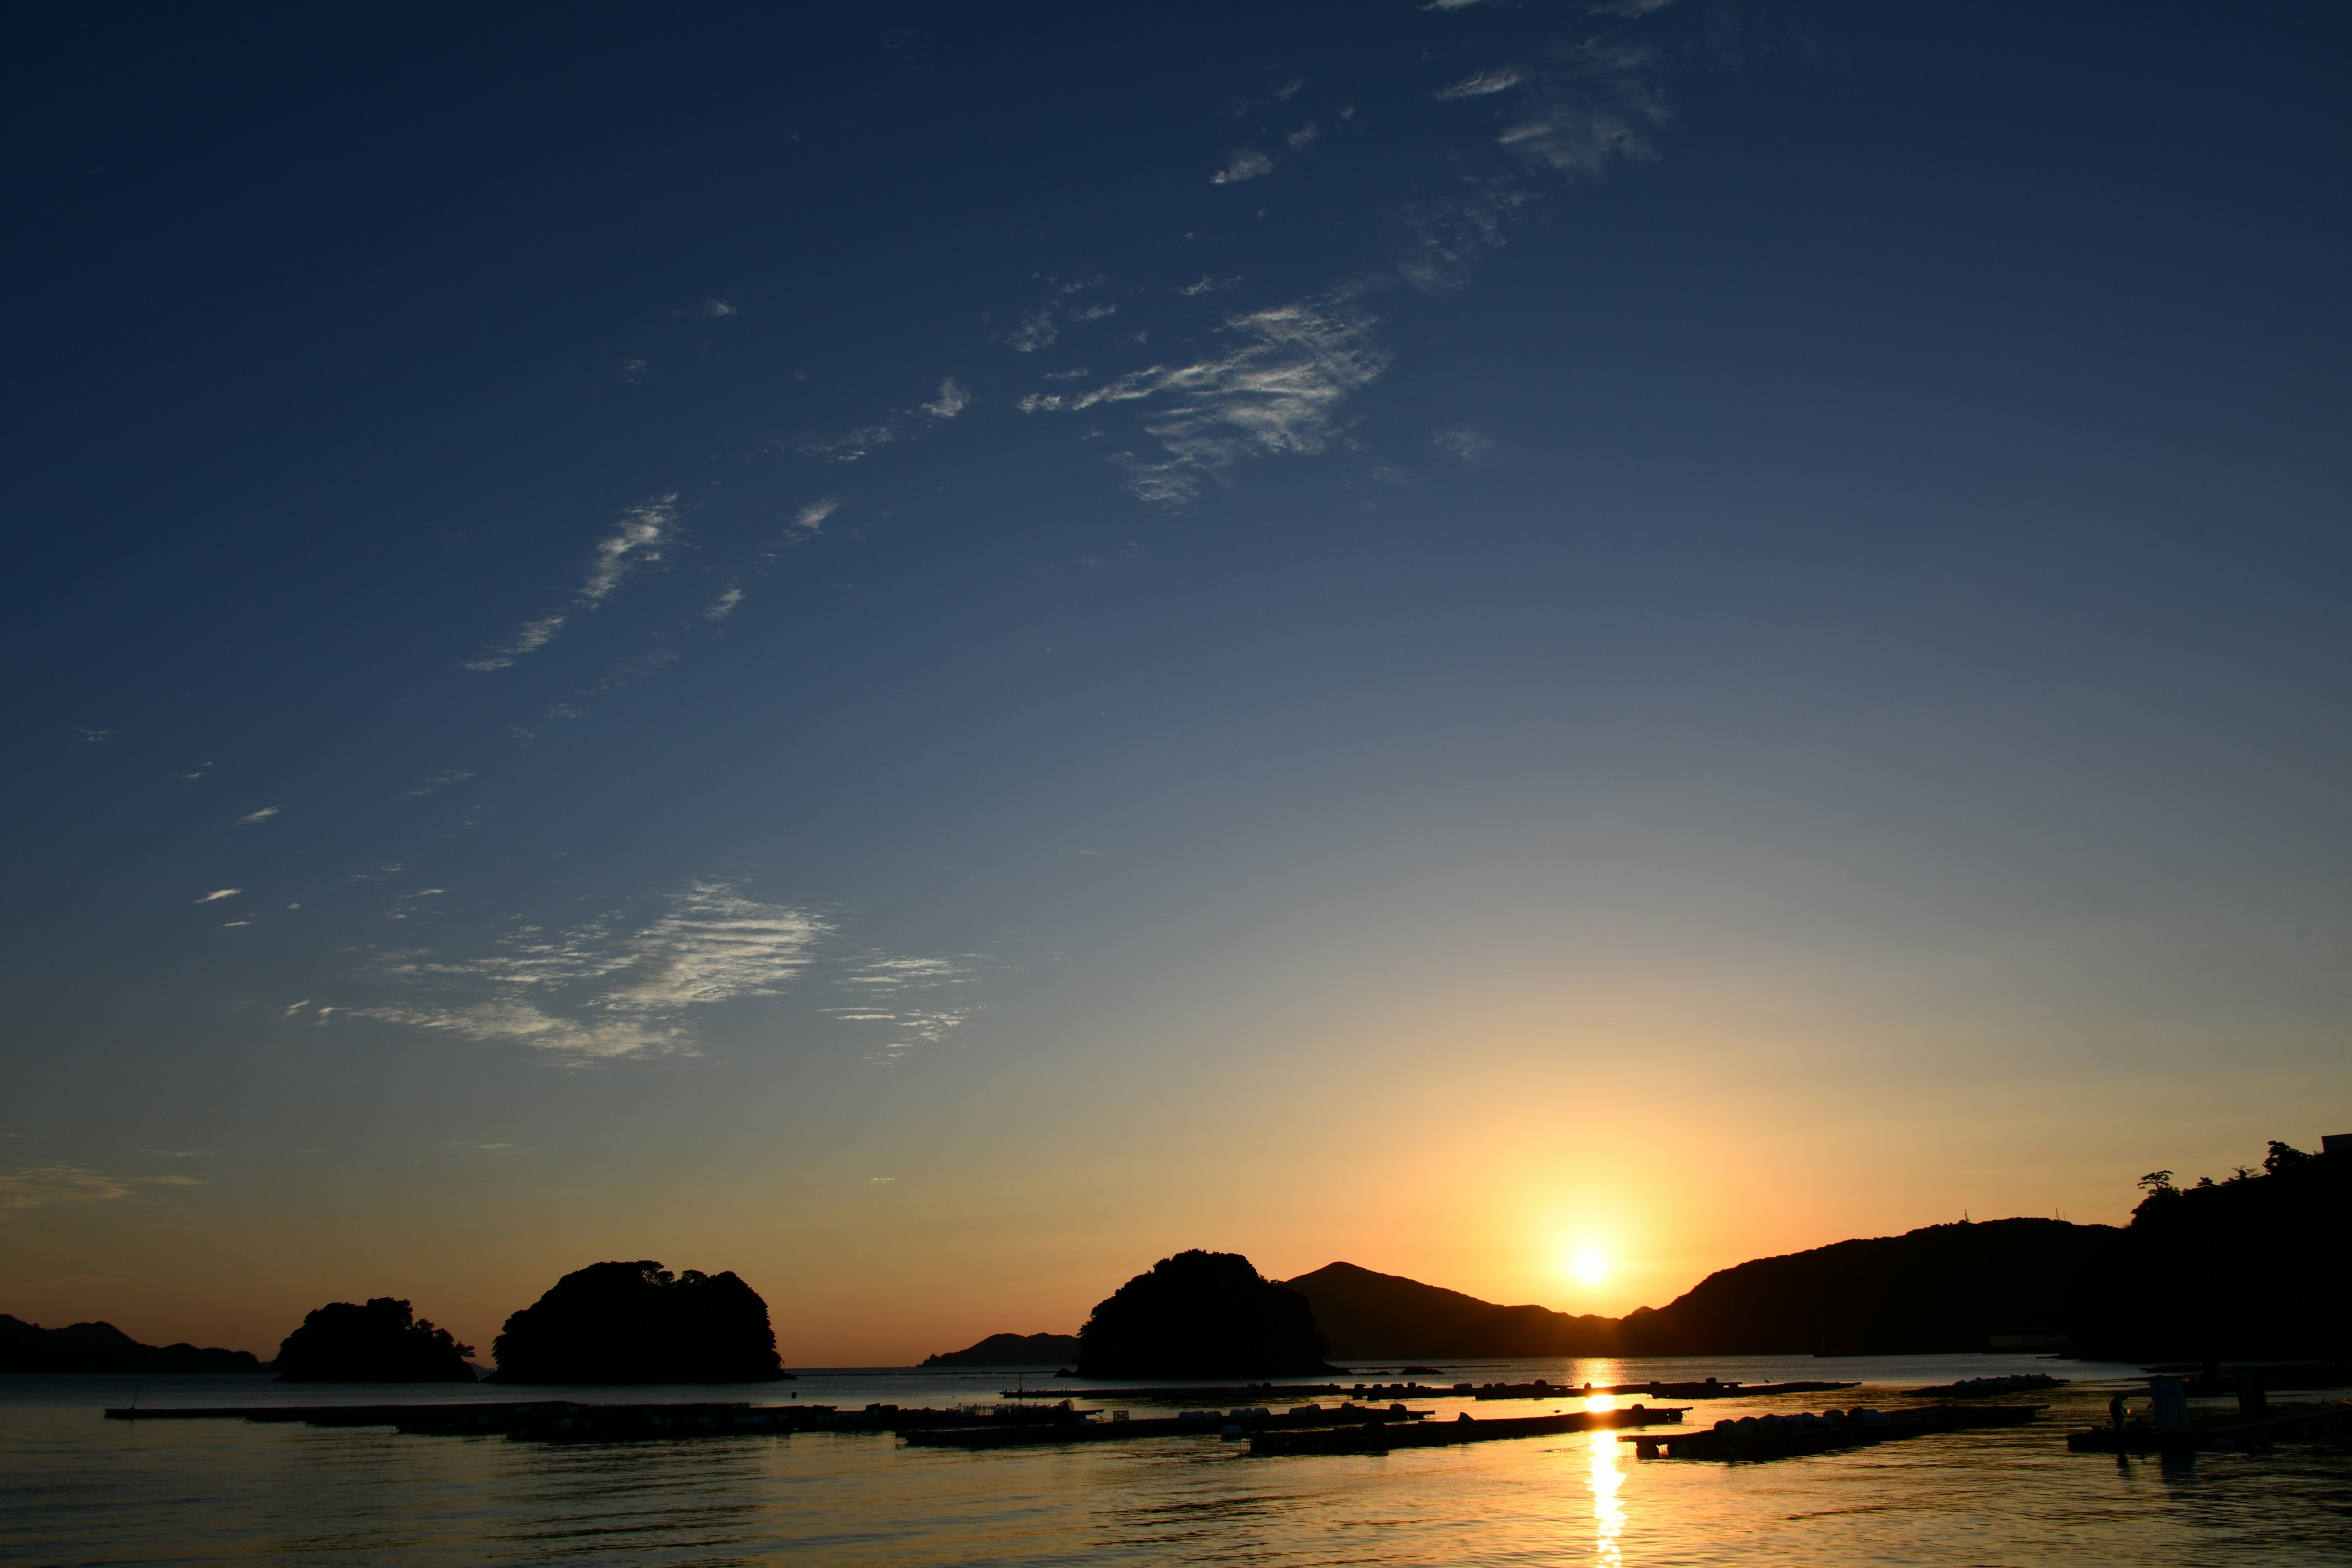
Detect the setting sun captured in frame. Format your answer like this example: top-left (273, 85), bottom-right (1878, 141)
top-left (1572, 1250), bottom-right (1610, 1286)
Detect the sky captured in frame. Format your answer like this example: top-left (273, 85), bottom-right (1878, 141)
top-left (3, 0), bottom-right (2348, 1366)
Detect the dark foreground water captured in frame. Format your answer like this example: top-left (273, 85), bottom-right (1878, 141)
top-left (6, 1355), bottom-right (2350, 1566)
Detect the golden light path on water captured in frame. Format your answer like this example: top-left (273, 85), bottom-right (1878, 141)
top-left (1583, 1392), bottom-right (1626, 1568)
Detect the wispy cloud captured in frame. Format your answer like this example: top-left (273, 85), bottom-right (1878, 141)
top-left (75, 728), bottom-right (112, 744)
top-left (703, 585), bottom-right (744, 620)
top-left (134, 1175), bottom-right (206, 1187)
top-left (671, 298), bottom-right (737, 319)
top-left (1003, 309), bottom-right (1059, 354)
top-left (358, 882), bottom-right (835, 1060)
top-left (1422, 0), bottom-right (1491, 10)
top-left (350, 883), bottom-right (978, 1063)
top-left (786, 425), bottom-right (896, 462)
top-left (1436, 66), bottom-right (1527, 99)
top-left (1177, 276), bottom-right (1242, 297)
top-left (1287, 122), bottom-right (1322, 151)
top-left (920, 377), bottom-right (970, 419)
top-left (1434, 427), bottom-right (1501, 464)
top-left (793, 497), bottom-right (840, 534)
top-left (235, 805), bottom-right (282, 826)
top-left (0, 1164), bottom-right (130, 1213)
top-left (405, 770), bottom-right (475, 797)
top-left (193, 888), bottom-right (241, 904)
top-left (1020, 293), bottom-right (1390, 503)
top-left (1489, 36), bottom-right (1672, 180)
top-left (1212, 148), bottom-right (1276, 184)
top-left (466, 496), bottom-right (682, 671)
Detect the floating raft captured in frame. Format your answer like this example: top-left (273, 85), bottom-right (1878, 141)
top-left (1252, 1404), bottom-right (1687, 1456)
top-left (1473, 1378), bottom-right (1856, 1403)
top-left (2065, 1401), bottom-right (2352, 1454)
top-left (1624, 1404), bottom-right (2040, 1461)
top-left (100, 1399), bottom-right (1090, 1443)
top-left (908, 1402), bottom-right (1431, 1449)
top-left (1905, 1374), bottom-right (2067, 1397)
top-left (1001, 1381), bottom-right (1352, 1401)
top-left (1005, 1377), bottom-right (1857, 1404)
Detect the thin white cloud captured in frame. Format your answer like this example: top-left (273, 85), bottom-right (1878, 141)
top-left (786, 425), bottom-right (896, 462)
top-left (465, 496), bottom-right (680, 671)
top-left (193, 889), bottom-right (241, 904)
top-left (1422, 0), bottom-right (1490, 9)
top-left (793, 497), bottom-right (840, 533)
top-left (1003, 310), bottom-right (1059, 353)
top-left (0, 1164), bottom-right (130, 1213)
top-left (920, 377), bottom-right (970, 419)
top-left (1022, 293), bottom-right (1390, 503)
top-left (235, 805), bottom-right (282, 826)
top-left (703, 586), bottom-right (744, 620)
top-left (578, 496), bottom-right (680, 603)
top-left (1287, 123), bottom-right (1322, 151)
top-left (1177, 276), bottom-right (1242, 297)
top-left (177, 763), bottom-right (213, 780)
top-left (1491, 37), bottom-right (1672, 180)
top-left (76, 728), bottom-right (112, 744)
top-left (1212, 148), bottom-right (1276, 184)
top-left (405, 770), bottom-right (475, 797)
top-left (1434, 427), bottom-right (1501, 464)
top-left (1069, 303), bottom-right (1117, 325)
top-left (672, 298), bottom-right (737, 319)
top-left (358, 883), bottom-right (835, 1060)
top-left (1437, 66), bottom-right (1527, 99)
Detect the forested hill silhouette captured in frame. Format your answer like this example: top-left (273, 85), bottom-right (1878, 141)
top-left (492, 1261), bottom-right (788, 1384)
top-left (1614, 1217), bottom-right (2119, 1356)
top-left (1283, 1262), bottom-right (1616, 1359)
top-left (0, 1315), bottom-right (257, 1374)
top-left (274, 1297), bottom-right (475, 1382)
top-left (1077, 1251), bottom-right (1333, 1378)
top-left (921, 1332), bottom-right (1080, 1367)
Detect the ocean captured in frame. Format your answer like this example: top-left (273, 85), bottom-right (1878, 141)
top-left (6, 1355), bottom-right (2348, 1566)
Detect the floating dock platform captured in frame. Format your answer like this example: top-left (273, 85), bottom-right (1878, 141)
top-left (1251, 1404), bottom-right (1687, 1456)
top-left (1625, 1404), bottom-right (2041, 1461)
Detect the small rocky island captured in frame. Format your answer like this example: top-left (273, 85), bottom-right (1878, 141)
top-left (491, 1260), bottom-right (788, 1383)
top-left (921, 1332), bottom-right (1080, 1368)
top-left (274, 1297), bottom-right (475, 1382)
top-left (1076, 1250), bottom-right (1333, 1378)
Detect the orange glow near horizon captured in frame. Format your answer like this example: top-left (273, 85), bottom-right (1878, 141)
top-left (1571, 1249), bottom-right (1610, 1286)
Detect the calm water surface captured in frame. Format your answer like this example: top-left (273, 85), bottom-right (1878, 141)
top-left (7, 1356), bottom-right (2350, 1566)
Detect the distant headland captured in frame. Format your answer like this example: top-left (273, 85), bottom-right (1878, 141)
top-left (0, 1315), bottom-right (257, 1375)
top-left (921, 1332), bottom-right (1080, 1367)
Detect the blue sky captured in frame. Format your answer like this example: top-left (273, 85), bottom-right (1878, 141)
top-left (4, 0), bottom-right (2348, 1360)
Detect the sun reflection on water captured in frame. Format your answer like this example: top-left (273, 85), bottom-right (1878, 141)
top-left (1586, 1428), bottom-right (1626, 1568)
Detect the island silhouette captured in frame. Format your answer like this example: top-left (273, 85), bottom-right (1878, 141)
top-left (274, 1297), bottom-right (475, 1382)
top-left (1075, 1250), bottom-right (1335, 1378)
top-left (490, 1261), bottom-right (788, 1384)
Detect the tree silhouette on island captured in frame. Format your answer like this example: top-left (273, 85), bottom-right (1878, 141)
top-left (1076, 1250), bottom-right (1334, 1379)
top-left (491, 1261), bottom-right (788, 1383)
top-left (274, 1297), bottom-right (475, 1382)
